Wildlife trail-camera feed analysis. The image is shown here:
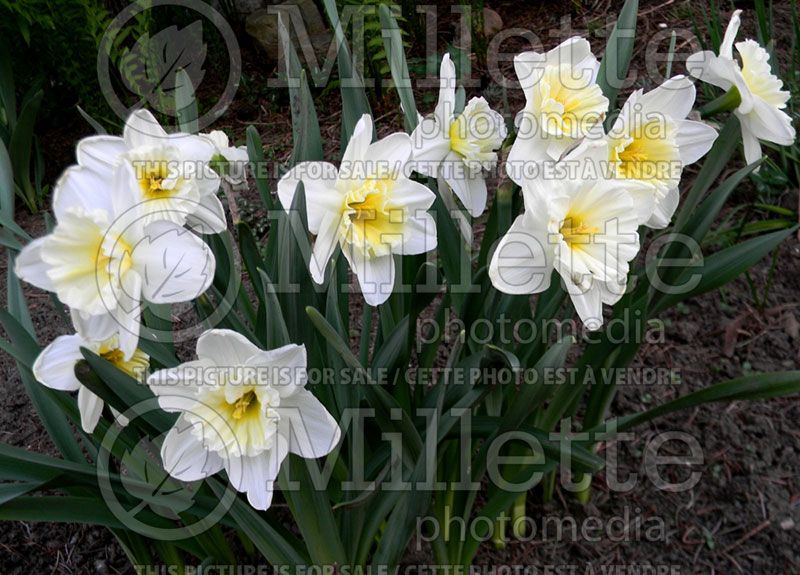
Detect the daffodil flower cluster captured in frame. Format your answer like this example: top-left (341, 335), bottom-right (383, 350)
top-left (10, 8), bottom-right (796, 515)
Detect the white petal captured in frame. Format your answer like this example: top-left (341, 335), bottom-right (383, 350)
top-left (442, 153), bottom-right (487, 217)
top-left (434, 53), bottom-right (456, 128)
top-left (14, 237), bottom-right (56, 292)
top-left (686, 51), bottom-right (735, 91)
top-left (32, 334), bottom-right (84, 392)
top-left (161, 417), bottom-right (225, 481)
top-left (638, 75), bottom-right (695, 120)
top-left (279, 388), bottom-right (341, 459)
top-left (77, 386), bottom-right (104, 433)
top-left (489, 210), bottom-right (554, 295)
top-left (225, 439), bottom-right (288, 511)
top-left (347, 251), bottom-right (395, 307)
top-left (75, 135), bottom-right (126, 177)
top-left (720, 10), bottom-right (742, 60)
top-left (546, 37), bottom-right (593, 69)
top-left (52, 164), bottom-right (116, 220)
top-left (309, 212), bottom-right (341, 284)
top-left (741, 99), bottom-right (796, 146)
top-left (246, 343), bottom-right (307, 398)
top-left (123, 109), bottom-right (169, 148)
top-left (341, 114), bottom-right (374, 173)
top-left (147, 358), bottom-right (213, 411)
top-left (563, 275), bottom-right (603, 331)
top-left (400, 211), bottom-right (437, 256)
top-left (409, 115), bottom-right (450, 176)
top-left (676, 120), bottom-right (718, 165)
top-left (740, 125), bottom-right (763, 166)
top-left (71, 309), bottom-right (118, 341)
top-left (506, 132), bottom-right (548, 186)
top-left (365, 132), bottom-right (412, 179)
top-left (391, 178), bottom-right (437, 212)
top-left (133, 220), bottom-right (215, 304)
top-left (514, 50), bottom-right (546, 95)
top-left (646, 186), bottom-right (680, 229)
top-left (111, 271), bottom-right (143, 359)
top-left (276, 161), bottom-right (341, 234)
top-left (196, 328), bottom-right (261, 366)
top-left (185, 192), bottom-right (227, 234)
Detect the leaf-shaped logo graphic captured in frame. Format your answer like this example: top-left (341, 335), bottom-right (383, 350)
top-left (121, 435), bottom-right (196, 519)
top-left (118, 21), bottom-right (207, 115)
top-left (134, 221), bottom-right (214, 304)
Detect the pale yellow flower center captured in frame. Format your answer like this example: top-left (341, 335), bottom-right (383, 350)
top-left (536, 65), bottom-right (607, 136)
top-left (341, 178), bottom-right (404, 257)
top-left (137, 160), bottom-right (180, 200)
top-left (560, 213), bottom-right (599, 251)
top-left (97, 338), bottom-right (149, 379)
top-left (609, 119), bottom-right (680, 187)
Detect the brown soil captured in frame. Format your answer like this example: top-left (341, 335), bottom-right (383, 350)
top-left (1, 0), bottom-right (799, 573)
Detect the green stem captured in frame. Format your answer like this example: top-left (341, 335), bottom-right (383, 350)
top-left (700, 86), bottom-right (741, 118)
top-left (491, 511), bottom-right (509, 550)
top-left (574, 473), bottom-right (593, 505)
top-left (511, 493), bottom-right (527, 538)
top-left (542, 469), bottom-right (556, 503)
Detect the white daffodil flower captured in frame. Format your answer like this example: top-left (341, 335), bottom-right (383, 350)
top-left (75, 109), bottom-right (226, 233)
top-left (203, 130), bottom-right (250, 185)
top-left (686, 10), bottom-right (796, 165)
top-left (507, 37), bottom-right (609, 184)
top-left (14, 163), bottom-right (216, 357)
top-left (277, 114), bottom-right (437, 307)
top-left (601, 75), bottom-right (718, 228)
top-left (33, 332), bottom-right (148, 433)
top-left (410, 53), bottom-right (507, 217)
top-left (147, 329), bottom-right (341, 510)
top-left (489, 141), bottom-right (643, 329)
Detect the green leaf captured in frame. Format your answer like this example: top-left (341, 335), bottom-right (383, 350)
top-left (278, 14), bottom-right (324, 164)
top-left (0, 40), bottom-right (17, 131)
top-left (672, 117), bottom-right (740, 230)
top-left (175, 68), bottom-right (198, 134)
top-left (321, 0), bottom-right (374, 150)
top-left (257, 268), bottom-right (290, 349)
top-left (246, 126), bottom-right (274, 211)
top-left (279, 456), bottom-right (346, 567)
top-left (379, 4), bottom-right (417, 132)
top-left (597, 0), bottom-right (638, 113)
top-left (208, 480), bottom-right (309, 566)
top-left (590, 371), bottom-right (800, 435)
top-left (9, 88), bottom-right (43, 209)
top-left (652, 226), bottom-right (797, 315)
top-left (0, 138), bottom-right (14, 219)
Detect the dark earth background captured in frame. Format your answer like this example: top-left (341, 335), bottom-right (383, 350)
top-left (1, 0), bottom-right (799, 572)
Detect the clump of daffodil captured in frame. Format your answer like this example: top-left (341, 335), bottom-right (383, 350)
top-left (147, 329), bottom-right (341, 510)
top-left (277, 114), bottom-right (437, 307)
top-left (410, 53), bottom-right (507, 217)
top-left (687, 10), bottom-right (796, 165)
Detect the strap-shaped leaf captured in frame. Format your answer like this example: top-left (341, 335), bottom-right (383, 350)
top-left (597, 0), bottom-right (638, 114)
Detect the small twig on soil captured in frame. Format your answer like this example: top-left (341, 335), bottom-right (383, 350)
top-left (720, 520), bottom-right (771, 556)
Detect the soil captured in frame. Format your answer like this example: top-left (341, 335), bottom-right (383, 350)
top-left (1, 0), bottom-right (799, 573)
